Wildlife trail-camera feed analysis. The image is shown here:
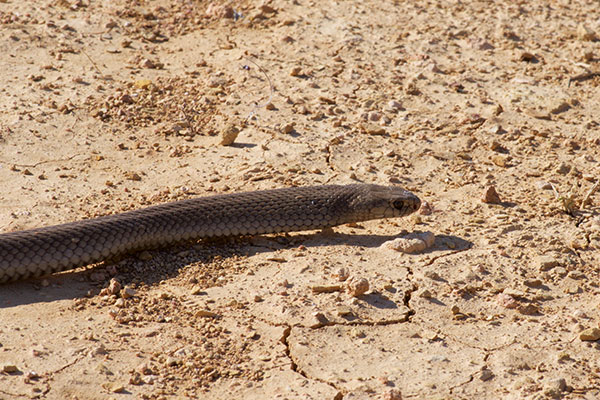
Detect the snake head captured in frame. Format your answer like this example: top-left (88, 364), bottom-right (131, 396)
top-left (353, 184), bottom-right (421, 219)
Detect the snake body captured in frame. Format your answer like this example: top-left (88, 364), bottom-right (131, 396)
top-left (0, 184), bottom-right (420, 282)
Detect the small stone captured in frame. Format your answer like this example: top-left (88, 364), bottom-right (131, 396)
top-left (556, 162), bottom-right (571, 175)
top-left (290, 66), bottom-right (302, 76)
top-left (369, 111), bottom-right (382, 121)
top-left (89, 345), bottom-right (108, 356)
top-left (387, 100), bottom-right (403, 111)
top-left (523, 278), bottom-right (543, 288)
top-left (482, 185), bottom-right (501, 204)
top-left (121, 287), bottom-right (136, 299)
top-left (579, 328), bottom-right (600, 341)
top-left (115, 298), bottom-right (126, 308)
top-left (350, 327), bottom-right (366, 338)
top-left (583, 50), bottom-right (595, 61)
top-left (336, 306), bottom-right (353, 317)
top-left (133, 79), bottom-right (152, 89)
top-left (334, 267), bottom-right (350, 282)
top-left (536, 181), bottom-right (553, 190)
top-left (137, 251), bottom-right (152, 261)
top-left (346, 277), bottom-right (369, 297)
top-left (310, 312), bottom-right (330, 328)
top-left (517, 304), bottom-right (539, 315)
top-left (491, 154), bottom-right (510, 167)
top-left (125, 172), bottom-right (142, 181)
top-left (312, 285), bottom-right (343, 294)
top-left (265, 102), bottom-right (276, 110)
top-left (577, 23), bottom-right (597, 41)
top-left (3, 364), bottom-right (18, 373)
top-left (137, 363), bottom-right (154, 375)
top-left (519, 52), bottom-right (537, 63)
top-left (140, 58), bottom-right (156, 69)
top-left (195, 309), bottom-right (219, 318)
top-left (107, 279), bottom-right (121, 295)
top-left (26, 370), bottom-right (40, 380)
top-left (360, 122), bottom-right (386, 135)
top-left (205, 2), bottom-right (234, 18)
top-left (419, 201), bottom-right (432, 215)
top-left (479, 368), bottom-right (494, 381)
top-left (418, 289), bottom-right (433, 298)
top-left (102, 382), bottom-right (125, 393)
top-left (220, 123), bottom-right (240, 146)
top-left (544, 378), bottom-right (567, 399)
top-left (497, 293), bottom-right (519, 309)
top-left (535, 255), bottom-right (559, 271)
top-left (384, 389), bottom-right (403, 400)
top-left (281, 123), bottom-right (294, 134)
top-left (166, 357), bottom-right (180, 367)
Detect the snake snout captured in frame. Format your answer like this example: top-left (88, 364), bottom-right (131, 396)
top-left (393, 194), bottom-right (421, 215)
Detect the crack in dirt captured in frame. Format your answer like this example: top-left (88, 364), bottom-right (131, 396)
top-left (403, 263), bottom-right (418, 322)
top-left (280, 323), bottom-right (344, 400)
top-left (422, 246), bottom-right (473, 268)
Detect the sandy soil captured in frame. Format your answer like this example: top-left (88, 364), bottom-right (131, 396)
top-left (1, 0), bottom-right (600, 399)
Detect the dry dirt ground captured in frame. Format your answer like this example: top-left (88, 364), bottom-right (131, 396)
top-left (1, 0), bottom-right (600, 399)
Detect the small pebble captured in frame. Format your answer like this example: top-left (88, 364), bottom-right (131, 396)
top-left (220, 123), bottom-right (240, 146)
top-left (195, 310), bottom-right (219, 318)
top-left (536, 181), bottom-right (553, 190)
top-left (121, 287), bottom-right (136, 299)
top-left (102, 382), bottom-right (125, 393)
top-left (108, 279), bottom-right (121, 295)
top-left (419, 201), bottom-right (432, 215)
top-left (497, 293), bottom-right (519, 309)
top-left (544, 378), bottom-right (567, 398)
top-left (3, 364), bottom-right (19, 373)
top-left (579, 327), bottom-right (600, 341)
top-left (334, 267), bottom-right (350, 282)
top-left (290, 66), bottom-right (302, 76)
top-left (523, 278), bottom-right (543, 288)
top-left (312, 285), bottom-right (343, 294)
top-left (281, 123), bottom-right (294, 134)
top-left (310, 312), bottom-right (329, 328)
top-left (384, 389), bottom-right (403, 400)
top-left (577, 23), bottom-right (597, 41)
top-left (336, 306), bottom-right (353, 317)
top-left (479, 368), bottom-right (494, 381)
top-left (482, 185), bottom-right (501, 204)
top-left (360, 122), bottom-right (386, 135)
top-left (346, 277), bottom-right (369, 297)
top-left (535, 255), bottom-right (559, 271)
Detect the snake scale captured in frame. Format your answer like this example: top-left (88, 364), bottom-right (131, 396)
top-left (0, 184), bottom-right (420, 283)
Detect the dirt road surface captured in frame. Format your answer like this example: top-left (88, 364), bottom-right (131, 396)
top-left (1, 1), bottom-right (599, 399)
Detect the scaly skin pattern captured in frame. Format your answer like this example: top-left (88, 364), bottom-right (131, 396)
top-left (0, 184), bottom-right (420, 282)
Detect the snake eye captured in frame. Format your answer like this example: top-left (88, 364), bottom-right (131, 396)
top-left (393, 199), bottom-right (408, 210)
top-left (393, 197), bottom-right (420, 212)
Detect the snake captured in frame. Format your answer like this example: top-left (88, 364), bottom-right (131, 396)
top-left (0, 183), bottom-right (420, 283)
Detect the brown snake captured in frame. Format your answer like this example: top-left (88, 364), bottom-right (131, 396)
top-left (0, 184), bottom-right (420, 282)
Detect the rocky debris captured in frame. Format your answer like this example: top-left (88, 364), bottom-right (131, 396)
top-left (382, 231), bottom-right (435, 253)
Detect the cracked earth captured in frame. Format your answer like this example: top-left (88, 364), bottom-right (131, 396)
top-left (1, 0), bottom-right (600, 399)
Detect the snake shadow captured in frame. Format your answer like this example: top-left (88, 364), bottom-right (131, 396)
top-left (0, 231), bottom-right (472, 308)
